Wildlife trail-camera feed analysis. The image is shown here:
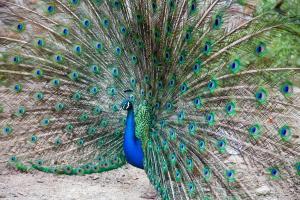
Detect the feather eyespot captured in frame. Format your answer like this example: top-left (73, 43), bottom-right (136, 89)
top-left (280, 81), bottom-right (293, 96)
top-left (213, 15), bottom-right (222, 29)
top-left (278, 125), bottom-right (291, 141)
top-left (207, 79), bottom-right (218, 92)
top-left (255, 42), bottom-right (267, 56)
top-left (103, 19), bottom-right (109, 28)
top-left (16, 23), bottom-right (25, 32)
top-left (120, 26), bottom-right (126, 34)
top-left (191, 4), bottom-right (196, 11)
top-left (70, 0), bottom-right (80, 6)
top-left (31, 135), bottom-right (38, 143)
top-left (35, 92), bottom-right (44, 101)
top-left (10, 156), bottom-right (17, 162)
top-left (2, 126), bottom-right (13, 135)
top-left (62, 28), bottom-right (69, 36)
top-left (255, 88), bottom-right (268, 104)
top-left (165, 52), bottom-right (170, 60)
top-left (12, 55), bottom-right (21, 64)
top-left (13, 83), bottom-right (22, 93)
top-left (47, 6), bottom-right (54, 12)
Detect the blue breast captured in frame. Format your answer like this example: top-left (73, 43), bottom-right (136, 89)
top-left (123, 109), bottom-right (144, 169)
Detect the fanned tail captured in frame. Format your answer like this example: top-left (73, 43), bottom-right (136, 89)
top-left (0, 0), bottom-right (299, 199)
top-left (140, 0), bottom-right (300, 199)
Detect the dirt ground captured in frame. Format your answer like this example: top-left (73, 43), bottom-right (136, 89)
top-left (0, 164), bottom-right (158, 200)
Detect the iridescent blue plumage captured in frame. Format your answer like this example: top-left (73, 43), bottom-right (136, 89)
top-left (123, 107), bottom-right (144, 169)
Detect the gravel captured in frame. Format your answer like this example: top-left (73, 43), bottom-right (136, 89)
top-left (0, 164), bottom-right (158, 200)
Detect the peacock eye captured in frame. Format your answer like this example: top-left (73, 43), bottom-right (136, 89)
top-left (16, 23), bottom-right (25, 32)
top-left (165, 52), bottom-right (170, 59)
top-left (283, 85), bottom-right (289, 93)
top-left (270, 168), bottom-right (279, 176)
top-left (63, 28), bottom-right (69, 35)
top-left (48, 6), bottom-right (54, 12)
top-left (55, 55), bottom-right (62, 62)
top-left (215, 18), bottom-right (219, 26)
top-left (219, 141), bottom-right (224, 147)
top-left (116, 47), bottom-right (121, 54)
top-left (203, 168), bottom-right (209, 175)
top-left (167, 26), bottom-right (171, 33)
top-left (194, 63), bottom-right (199, 70)
top-left (199, 140), bottom-right (205, 149)
top-left (31, 135), bottom-right (37, 143)
top-left (185, 32), bottom-right (191, 40)
top-left (103, 19), bottom-right (109, 27)
top-left (37, 39), bottom-right (43, 46)
top-left (280, 82), bottom-right (293, 96)
top-left (179, 55), bottom-right (184, 61)
top-left (231, 62), bottom-right (236, 69)
top-left (17, 24), bottom-right (23, 30)
top-left (191, 4), bottom-right (195, 11)
top-left (14, 84), bottom-right (22, 93)
top-left (10, 156), bottom-right (17, 162)
top-left (204, 44), bottom-right (209, 51)
top-left (256, 46), bottom-right (263, 53)
top-left (96, 43), bottom-right (101, 49)
top-left (278, 125), bottom-right (291, 141)
top-left (152, 3), bottom-right (157, 10)
top-left (227, 105), bottom-right (232, 111)
top-left (255, 42), bottom-right (266, 55)
top-left (281, 129), bottom-right (287, 136)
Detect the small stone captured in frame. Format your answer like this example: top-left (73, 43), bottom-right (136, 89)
top-left (256, 185), bottom-right (271, 196)
top-left (0, 194), bottom-right (6, 198)
top-left (140, 192), bottom-right (157, 199)
top-left (18, 192), bottom-right (25, 196)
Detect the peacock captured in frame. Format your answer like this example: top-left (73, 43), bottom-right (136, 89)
top-left (0, 0), bottom-right (299, 199)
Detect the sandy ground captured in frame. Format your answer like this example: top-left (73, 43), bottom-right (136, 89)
top-left (0, 164), bottom-right (158, 200)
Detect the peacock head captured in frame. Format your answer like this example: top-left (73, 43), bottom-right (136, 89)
top-left (121, 99), bottom-right (133, 111)
top-left (122, 89), bottom-right (134, 110)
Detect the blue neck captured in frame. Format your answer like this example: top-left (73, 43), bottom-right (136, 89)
top-left (123, 108), bottom-right (144, 169)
